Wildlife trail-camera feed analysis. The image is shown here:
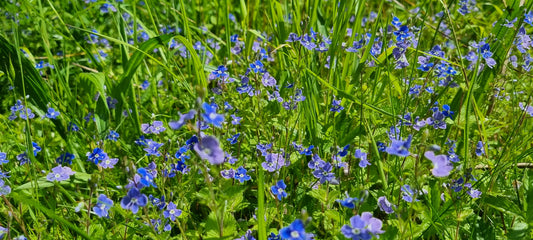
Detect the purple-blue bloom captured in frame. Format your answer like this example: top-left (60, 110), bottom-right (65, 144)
top-left (378, 196), bottom-right (395, 214)
top-left (227, 133), bottom-right (240, 145)
top-left (163, 202), bottom-right (182, 221)
top-left (341, 212), bottom-right (384, 240)
top-left (475, 141), bottom-right (485, 156)
top-left (106, 130), bottom-right (120, 141)
top-left (424, 151), bottom-right (453, 177)
top-left (99, 157), bottom-right (118, 169)
top-left (279, 219), bottom-right (309, 240)
top-left (0, 179), bottom-right (11, 196)
top-left (262, 153), bottom-right (286, 172)
top-left (46, 165), bottom-right (75, 182)
top-left (234, 166), bottom-right (251, 183)
top-left (45, 107), bottom-right (60, 119)
top-left (56, 153), bottom-right (75, 165)
top-left (271, 180), bottom-right (287, 200)
top-left (202, 103), bottom-right (224, 128)
top-left (93, 194), bottom-right (113, 218)
top-left (169, 110), bottom-right (197, 130)
top-left (0, 153), bottom-right (8, 165)
top-left (138, 167), bottom-right (157, 188)
top-left (221, 168), bottom-right (235, 179)
top-left (194, 136), bottom-right (225, 165)
top-left (354, 149), bottom-right (371, 168)
top-left (250, 60), bottom-right (264, 73)
top-left (336, 193), bottom-right (359, 209)
top-left (86, 148), bottom-right (108, 165)
top-left (144, 140), bottom-right (163, 157)
top-left (262, 72), bottom-right (277, 87)
top-left (120, 187), bottom-right (148, 214)
top-left (385, 135), bottom-right (412, 157)
top-left (32, 142), bottom-right (41, 156)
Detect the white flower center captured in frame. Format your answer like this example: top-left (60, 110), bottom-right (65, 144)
top-left (291, 231), bottom-right (300, 238)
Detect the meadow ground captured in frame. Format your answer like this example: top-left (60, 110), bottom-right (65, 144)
top-left (1, 0), bottom-right (533, 239)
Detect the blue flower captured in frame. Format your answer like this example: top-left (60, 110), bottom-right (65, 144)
top-left (424, 151), bottom-right (453, 177)
top-left (393, 25), bottom-right (410, 41)
top-left (262, 153), bottom-right (286, 172)
top-left (475, 141), bottom-right (484, 156)
top-left (354, 149), bottom-right (371, 168)
top-left (256, 143), bottom-right (272, 156)
top-left (330, 98), bottom-right (344, 113)
top-left (87, 148), bottom-right (108, 165)
top-left (236, 229), bottom-right (256, 240)
top-left (68, 122), bottom-right (79, 131)
top-left (163, 202), bottom-right (182, 221)
top-left (250, 60), bottom-right (264, 73)
top-left (46, 166), bottom-right (75, 182)
top-left (312, 162), bottom-right (338, 184)
top-left (279, 219), bottom-right (308, 240)
top-left (138, 167), bottom-right (157, 188)
top-left (169, 110), bottom-right (197, 130)
top-left (93, 194), bottom-right (113, 218)
top-left (0, 226), bottom-right (7, 239)
top-left (378, 196), bottom-right (395, 214)
top-left (385, 135), bottom-right (412, 157)
top-left (262, 72), bottom-right (277, 87)
top-left (98, 157), bottom-right (118, 169)
top-left (227, 133), bottom-right (240, 145)
top-left (100, 3), bottom-right (117, 14)
top-left (56, 153), bottom-right (74, 165)
top-left (336, 193), bottom-right (359, 209)
top-left (120, 187), bottom-right (148, 214)
top-left (0, 153), bottom-right (8, 165)
top-left (194, 136), bottom-right (225, 165)
top-left (401, 185), bottom-right (417, 202)
top-left (286, 33), bottom-right (300, 42)
top-left (45, 107), bottom-right (60, 119)
top-left (210, 65), bottom-right (228, 80)
top-left (140, 80), bottom-right (150, 90)
top-left (231, 114), bottom-right (242, 125)
top-left (308, 154), bottom-right (325, 170)
top-left (144, 140), bottom-right (163, 157)
top-left (0, 179), bottom-right (11, 196)
top-left (150, 121), bottom-right (166, 134)
top-left (234, 166), bottom-right (251, 183)
top-left (106, 130), bottom-right (120, 141)
top-left (271, 180), bottom-right (287, 200)
top-left (202, 103), bottom-right (224, 128)
top-left (17, 152), bottom-right (30, 165)
top-left (502, 17), bottom-right (517, 28)
top-left (526, 11), bottom-right (533, 26)
top-left (32, 142), bottom-right (41, 156)
top-left (340, 215), bottom-right (371, 240)
top-left (391, 16), bottom-right (402, 28)
top-left (220, 168), bottom-right (235, 179)
top-left (337, 144), bottom-right (350, 157)
top-left (341, 212), bottom-right (384, 240)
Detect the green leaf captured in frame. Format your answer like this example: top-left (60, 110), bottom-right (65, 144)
top-left (0, 35), bottom-right (67, 141)
top-left (10, 192), bottom-right (92, 239)
top-left (14, 172), bottom-right (91, 191)
top-left (112, 34), bottom-right (177, 136)
top-left (483, 194), bottom-right (525, 220)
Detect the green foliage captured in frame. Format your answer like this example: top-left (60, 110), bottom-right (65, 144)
top-left (1, 0), bottom-right (533, 239)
